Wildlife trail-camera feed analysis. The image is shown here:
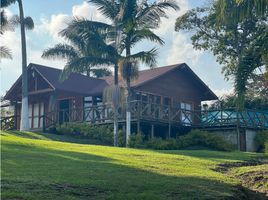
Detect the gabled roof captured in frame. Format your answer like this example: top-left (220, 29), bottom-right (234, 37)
top-left (33, 64), bottom-right (108, 95)
top-left (5, 63), bottom-right (217, 101)
top-left (102, 64), bottom-right (179, 87)
top-left (4, 63), bottom-right (108, 100)
top-left (102, 63), bottom-right (218, 100)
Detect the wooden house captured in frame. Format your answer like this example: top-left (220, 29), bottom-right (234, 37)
top-left (3, 63), bottom-right (217, 135)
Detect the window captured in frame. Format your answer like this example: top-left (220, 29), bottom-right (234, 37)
top-left (180, 102), bottom-right (192, 125)
top-left (28, 103), bottom-right (44, 128)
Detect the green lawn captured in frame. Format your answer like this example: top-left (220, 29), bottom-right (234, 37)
top-left (1, 130), bottom-right (267, 200)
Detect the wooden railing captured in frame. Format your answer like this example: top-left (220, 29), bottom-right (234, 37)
top-left (42, 101), bottom-right (268, 131)
top-left (0, 115), bottom-right (16, 130)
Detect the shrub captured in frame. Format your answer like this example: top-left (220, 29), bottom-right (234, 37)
top-left (176, 130), bottom-right (235, 151)
top-left (56, 122), bottom-right (114, 145)
top-left (145, 137), bottom-right (176, 150)
top-left (128, 133), bottom-right (145, 148)
top-left (254, 130), bottom-right (268, 153)
top-left (265, 141), bottom-right (268, 154)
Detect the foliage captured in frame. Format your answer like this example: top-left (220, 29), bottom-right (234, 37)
top-left (266, 140), bottom-right (268, 154)
top-left (176, 130), bottom-right (235, 152)
top-left (129, 130), bottom-right (235, 151)
top-left (56, 122), bottom-right (114, 145)
top-left (2, 131), bottom-right (264, 199)
top-left (0, 0), bottom-right (34, 61)
top-left (254, 130), bottom-right (268, 152)
top-left (175, 1), bottom-right (268, 110)
top-left (146, 137), bottom-right (177, 150)
top-left (128, 132), bottom-right (145, 148)
top-left (209, 93), bottom-right (268, 110)
top-left (42, 20), bottom-right (115, 80)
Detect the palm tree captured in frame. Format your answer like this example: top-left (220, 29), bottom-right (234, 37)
top-left (0, 7), bottom-right (13, 60)
top-left (42, 19), bottom-right (115, 80)
top-left (89, 0), bottom-right (179, 144)
top-left (56, 0), bottom-right (178, 145)
top-left (2, 0), bottom-right (34, 130)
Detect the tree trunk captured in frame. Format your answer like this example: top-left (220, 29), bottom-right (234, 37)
top-left (113, 64), bottom-right (119, 146)
top-left (18, 0), bottom-right (29, 131)
top-left (126, 44), bottom-right (131, 146)
top-left (126, 76), bottom-right (131, 146)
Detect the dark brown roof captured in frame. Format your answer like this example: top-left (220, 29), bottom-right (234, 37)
top-left (102, 63), bottom-right (217, 100)
top-left (101, 64), bottom-right (179, 87)
top-left (4, 63), bottom-right (108, 100)
top-left (33, 64), bottom-right (108, 95)
top-left (5, 63), bottom-right (217, 101)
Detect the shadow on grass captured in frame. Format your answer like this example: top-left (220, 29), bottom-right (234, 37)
top-left (2, 142), bottom-right (267, 200)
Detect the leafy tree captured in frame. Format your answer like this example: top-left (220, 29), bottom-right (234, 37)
top-left (175, 1), bottom-right (267, 110)
top-left (2, 0), bottom-right (34, 130)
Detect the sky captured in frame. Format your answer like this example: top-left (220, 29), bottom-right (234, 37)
top-left (0, 0), bottom-right (233, 97)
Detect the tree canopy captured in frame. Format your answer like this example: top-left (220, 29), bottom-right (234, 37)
top-left (175, 0), bottom-right (268, 110)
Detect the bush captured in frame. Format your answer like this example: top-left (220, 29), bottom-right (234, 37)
top-left (128, 133), bottom-right (145, 148)
top-left (265, 141), bottom-right (268, 154)
top-left (254, 130), bottom-right (268, 153)
top-left (146, 137), bottom-right (177, 150)
top-left (56, 122), bottom-right (114, 145)
top-left (176, 130), bottom-right (235, 151)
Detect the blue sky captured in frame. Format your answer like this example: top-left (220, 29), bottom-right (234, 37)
top-left (0, 0), bottom-right (232, 97)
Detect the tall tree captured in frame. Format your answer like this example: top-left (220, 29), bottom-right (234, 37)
top-left (175, 1), bottom-right (267, 110)
top-left (42, 19), bottom-right (114, 79)
top-left (89, 0), bottom-right (179, 144)
top-left (1, 0), bottom-right (34, 130)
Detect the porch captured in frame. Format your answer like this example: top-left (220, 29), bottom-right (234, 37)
top-left (2, 100), bottom-right (267, 133)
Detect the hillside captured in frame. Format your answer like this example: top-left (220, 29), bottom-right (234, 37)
top-left (1, 131), bottom-right (267, 200)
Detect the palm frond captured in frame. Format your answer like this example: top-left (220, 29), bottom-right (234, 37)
top-left (127, 48), bottom-right (158, 68)
top-left (88, 0), bottom-right (119, 21)
top-left (24, 16), bottom-right (34, 30)
top-left (60, 56), bottom-right (113, 81)
top-left (42, 44), bottom-right (79, 60)
top-left (0, 9), bottom-right (14, 34)
top-left (129, 28), bottom-right (164, 46)
top-left (9, 15), bottom-right (34, 30)
top-left (1, 0), bottom-right (17, 8)
top-left (137, 0), bottom-right (179, 28)
top-left (0, 46), bottom-right (12, 60)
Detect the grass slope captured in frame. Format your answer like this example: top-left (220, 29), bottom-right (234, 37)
top-left (0, 131), bottom-right (266, 200)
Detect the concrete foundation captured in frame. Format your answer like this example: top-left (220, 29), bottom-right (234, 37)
top-left (208, 129), bottom-right (257, 152)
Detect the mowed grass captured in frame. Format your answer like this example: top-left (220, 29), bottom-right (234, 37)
top-left (0, 131), bottom-right (266, 200)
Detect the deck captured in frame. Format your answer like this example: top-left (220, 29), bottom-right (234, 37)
top-left (1, 101), bottom-right (267, 131)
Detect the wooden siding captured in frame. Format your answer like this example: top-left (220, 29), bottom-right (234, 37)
top-left (134, 67), bottom-right (204, 110)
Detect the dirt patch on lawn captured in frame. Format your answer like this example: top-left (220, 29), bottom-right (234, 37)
top-left (215, 160), bottom-right (268, 200)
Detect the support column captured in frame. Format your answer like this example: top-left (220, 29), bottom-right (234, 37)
top-left (137, 120), bottom-right (140, 134)
top-left (151, 124), bottom-right (154, 138)
top-left (168, 123), bottom-right (171, 138)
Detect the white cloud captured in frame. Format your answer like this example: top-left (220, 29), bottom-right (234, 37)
top-left (155, 0), bottom-right (189, 37)
top-left (165, 32), bottom-right (203, 66)
top-left (35, 14), bottom-right (69, 41)
top-left (72, 1), bottom-right (110, 23)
